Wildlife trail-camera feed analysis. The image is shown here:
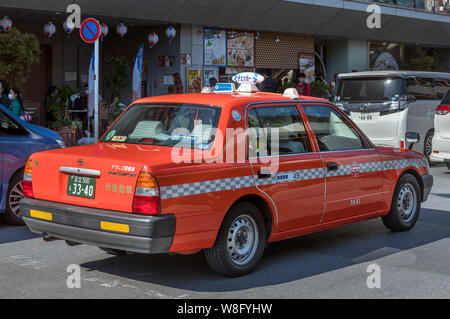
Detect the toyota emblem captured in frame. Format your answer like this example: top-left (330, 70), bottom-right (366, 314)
top-left (76, 159), bottom-right (85, 167)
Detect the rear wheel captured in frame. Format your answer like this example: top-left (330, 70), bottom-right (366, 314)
top-left (382, 173), bottom-right (421, 232)
top-left (5, 170), bottom-right (25, 226)
top-left (446, 163), bottom-right (450, 170)
top-left (204, 202), bottom-right (266, 277)
top-left (424, 130), bottom-right (434, 163)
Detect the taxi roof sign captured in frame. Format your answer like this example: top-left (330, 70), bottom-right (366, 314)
top-left (213, 83), bottom-right (236, 93)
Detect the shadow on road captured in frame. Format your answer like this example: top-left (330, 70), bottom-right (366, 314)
top-left (0, 222), bottom-right (39, 245)
top-left (80, 207), bottom-right (450, 292)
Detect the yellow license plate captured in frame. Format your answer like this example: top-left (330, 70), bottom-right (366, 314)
top-left (100, 221), bottom-right (129, 233)
top-left (30, 210), bottom-right (53, 221)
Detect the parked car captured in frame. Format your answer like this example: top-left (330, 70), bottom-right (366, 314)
top-left (431, 88), bottom-right (450, 168)
top-left (0, 104), bottom-right (64, 225)
top-left (20, 74), bottom-right (432, 276)
top-left (335, 71), bottom-right (450, 161)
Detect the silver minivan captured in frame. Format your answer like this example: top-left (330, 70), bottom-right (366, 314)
top-left (335, 71), bottom-right (450, 160)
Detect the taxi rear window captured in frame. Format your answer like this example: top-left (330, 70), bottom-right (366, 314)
top-left (101, 103), bottom-right (221, 149)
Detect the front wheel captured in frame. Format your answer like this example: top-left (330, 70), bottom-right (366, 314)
top-left (204, 202), bottom-right (266, 277)
top-left (382, 174), bottom-right (421, 232)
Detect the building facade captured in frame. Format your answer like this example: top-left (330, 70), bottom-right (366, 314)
top-left (0, 0), bottom-right (448, 126)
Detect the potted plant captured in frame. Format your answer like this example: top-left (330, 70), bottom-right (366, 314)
top-left (310, 80), bottom-right (330, 99)
top-left (46, 85), bottom-right (80, 146)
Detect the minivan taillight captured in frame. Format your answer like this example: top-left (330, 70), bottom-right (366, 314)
top-left (132, 169), bottom-right (160, 215)
top-left (23, 158), bottom-right (34, 198)
top-left (436, 105), bottom-right (450, 115)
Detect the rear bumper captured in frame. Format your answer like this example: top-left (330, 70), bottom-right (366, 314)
top-left (20, 197), bottom-right (175, 254)
top-left (421, 174), bottom-right (433, 202)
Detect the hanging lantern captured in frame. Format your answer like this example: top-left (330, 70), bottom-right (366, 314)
top-left (100, 23), bottom-right (109, 41)
top-left (63, 18), bottom-right (75, 39)
top-left (148, 32), bottom-right (159, 48)
top-left (44, 22), bottom-right (56, 38)
top-left (116, 23), bottom-right (127, 38)
top-left (1, 16), bottom-right (12, 32)
top-left (165, 25), bottom-right (176, 44)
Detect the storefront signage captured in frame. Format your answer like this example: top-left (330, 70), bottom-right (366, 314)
top-left (227, 31), bottom-right (254, 67)
top-left (204, 29), bottom-right (227, 67)
top-left (298, 52), bottom-right (315, 81)
top-left (187, 68), bottom-right (203, 93)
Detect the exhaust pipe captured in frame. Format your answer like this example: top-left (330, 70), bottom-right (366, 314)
top-left (43, 235), bottom-right (60, 242)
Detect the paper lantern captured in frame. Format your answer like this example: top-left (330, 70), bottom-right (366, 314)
top-left (44, 22), bottom-right (56, 38)
top-left (165, 25), bottom-right (176, 43)
top-left (101, 23), bottom-right (109, 41)
top-left (1, 16), bottom-right (12, 32)
top-left (148, 32), bottom-right (159, 48)
top-left (116, 23), bottom-right (127, 38)
top-left (63, 18), bottom-right (75, 39)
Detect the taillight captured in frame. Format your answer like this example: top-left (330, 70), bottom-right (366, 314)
top-left (400, 140), bottom-right (405, 149)
top-left (23, 158), bottom-right (34, 198)
top-left (436, 105), bottom-right (450, 115)
top-left (132, 168), bottom-right (160, 215)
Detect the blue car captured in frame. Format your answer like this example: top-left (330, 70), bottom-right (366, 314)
top-left (0, 104), bottom-right (64, 225)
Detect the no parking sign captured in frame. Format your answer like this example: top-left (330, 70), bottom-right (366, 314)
top-left (80, 18), bottom-right (101, 43)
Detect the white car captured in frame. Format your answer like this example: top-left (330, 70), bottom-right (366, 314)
top-left (431, 89), bottom-right (450, 169)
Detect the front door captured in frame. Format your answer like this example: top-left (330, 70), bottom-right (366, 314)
top-left (246, 103), bottom-right (325, 233)
top-left (301, 103), bottom-right (383, 223)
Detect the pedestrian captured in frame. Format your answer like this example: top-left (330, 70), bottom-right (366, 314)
top-left (260, 70), bottom-right (276, 92)
top-left (9, 87), bottom-right (24, 117)
top-left (169, 73), bottom-right (184, 94)
top-left (209, 77), bottom-right (218, 88)
top-left (0, 79), bottom-right (11, 108)
top-left (295, 73), bottom-right (312, 96)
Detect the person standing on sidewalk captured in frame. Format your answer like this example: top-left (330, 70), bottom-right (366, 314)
top-left (295, 73), bottom-right (312, 96)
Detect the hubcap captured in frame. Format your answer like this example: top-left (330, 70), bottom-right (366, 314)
top-left (397, 183), bottom-right (417, 223)
top-left (227, 214), bottom-right (259, 266)
top-left (9, 180), bottom-right (24, 218)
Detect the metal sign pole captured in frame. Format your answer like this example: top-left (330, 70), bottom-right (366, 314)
top-left (94, 38), bottom-right (99, 141)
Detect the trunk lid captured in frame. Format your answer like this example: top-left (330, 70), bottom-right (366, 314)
top-left (29, 143), bottom-right (172, 213)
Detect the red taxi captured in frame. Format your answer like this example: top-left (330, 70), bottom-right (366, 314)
top-left (20, 75), bottom-right (433, 277)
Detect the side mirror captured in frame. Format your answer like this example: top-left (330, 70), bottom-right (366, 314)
top-left (405, 132), bottom-right (420, 150)
top-left (406, 94), bottom-right (416, 102)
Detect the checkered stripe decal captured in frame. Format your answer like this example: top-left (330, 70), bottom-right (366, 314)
top-left (160, 159), bottom-right (426, 199)
top-left (383, 159), bottom-right (426, 171)
top-left (160, 175), bottom-right (256, 199)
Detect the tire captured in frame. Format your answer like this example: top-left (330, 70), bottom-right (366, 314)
top-left (382, 173), bottom-right (421, 232)
top-left (5, 170), bottom-right (25, 226)
top-left (446, 163), bottom-right (450, 170)
top-left (424, 130), bottom-right (434, 163)
top-left (204, 202), bottom-right (266, 277)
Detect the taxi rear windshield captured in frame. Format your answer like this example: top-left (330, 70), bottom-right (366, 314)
top-left (101, 103), bottom-right (221, 149)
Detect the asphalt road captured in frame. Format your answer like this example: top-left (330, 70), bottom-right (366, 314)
top-left (1, 164), bottom-right (450, 299)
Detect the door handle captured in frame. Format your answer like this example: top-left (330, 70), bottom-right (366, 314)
top-left (258, 169), bottom-right (272, 179)
top-left (326, 162), bottom-right (339, 172)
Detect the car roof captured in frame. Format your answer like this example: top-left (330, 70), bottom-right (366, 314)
top-left (338, 70), bottom-right (450, 79)
top-left (133, 92), bottom-right (329, 109)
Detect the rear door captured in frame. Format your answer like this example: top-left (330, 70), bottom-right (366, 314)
top-left (301, 103), bottom-right (383, 223)
top-left (246, 103), bottom-right (325, 232)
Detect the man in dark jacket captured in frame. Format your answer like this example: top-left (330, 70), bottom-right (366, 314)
top-left (0, 79), bottom-right (11, 108)
top-left (260, 70), bottom-right (277, 93)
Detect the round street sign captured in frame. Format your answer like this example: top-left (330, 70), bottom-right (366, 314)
top-left (80, 18), bottom-right (101, 43)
